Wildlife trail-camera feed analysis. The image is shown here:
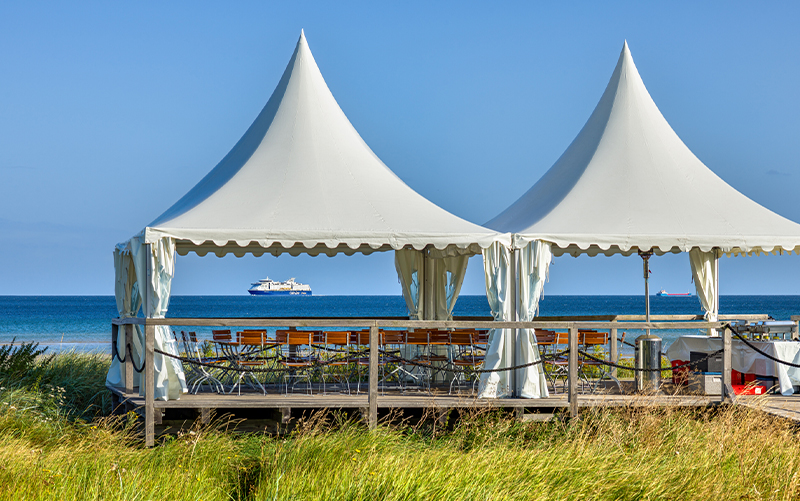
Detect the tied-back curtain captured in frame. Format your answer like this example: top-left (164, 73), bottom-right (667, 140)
top-left (437, 255), bottom-right (469, 321)
top-left (689, 248), bottom-right (720, 336)
top-left (478, 242), bottom-right (514, 398)
top-left (134, 237), bottom-right (187, 401)
top-left (395, 249), bottom-right (423, 320)
top-left (106, 244), bottom-right (144, 388)
top-left (517, 240), bottom-right (551, 398)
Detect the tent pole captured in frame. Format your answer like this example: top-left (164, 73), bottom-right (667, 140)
top-left (509, 248), bottom-right (517, 397)
top-left (639, 250), bottom-right (653, 336)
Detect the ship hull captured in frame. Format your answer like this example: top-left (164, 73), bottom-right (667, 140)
top-left (656, 293), bottom-right (693, 297)
top-left (248, 290), bottom-right (312, 296)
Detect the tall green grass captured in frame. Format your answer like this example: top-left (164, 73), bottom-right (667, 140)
top-left (1, 347), bottom-right (799, 500)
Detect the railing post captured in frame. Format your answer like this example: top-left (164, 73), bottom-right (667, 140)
top-left (368, 324), bottom-right (379, 430)
top-left (722, 325), bottom-right (733, 403)
top-left (568, 324), bottom-right (578, 418)
top-left (609, 318), bottom-right (618, 380)
top-left (124, 324), bottom-right (134, 394)
top-left (111, 322), bottom-right (119, 380)
top-left (145, 322), bottom-right (155, 447)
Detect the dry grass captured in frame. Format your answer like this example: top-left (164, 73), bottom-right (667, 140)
top-left (2, 350), bottom-right (800, 500)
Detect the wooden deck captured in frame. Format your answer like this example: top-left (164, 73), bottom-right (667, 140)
top-left (108, 383), bottom-right (800, 436)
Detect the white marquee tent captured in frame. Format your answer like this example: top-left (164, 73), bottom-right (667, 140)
top-left (107, 31), bottom-right (509, 400)
top-left (478, 41), bottom-right (800, 399)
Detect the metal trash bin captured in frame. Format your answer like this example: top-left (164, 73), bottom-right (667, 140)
top-left (635, 334), bottom-right (662, 392)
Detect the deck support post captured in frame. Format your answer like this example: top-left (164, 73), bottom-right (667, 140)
top-left (568, 324), bottom-right (579, 418)
top-left (368, 324), bottom-right (379, 430)
top-left (144, 322), bottom-right (155, 446)
top-left (722, 326), bottom-right (734, 403)
top-left (111, 322), bottom-right (119, 383)
top-left (609, 319), bottom-right (618, 380)
top-left (124, 324), bottom-right (134, 394)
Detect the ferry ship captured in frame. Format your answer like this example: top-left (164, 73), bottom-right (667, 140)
top-left (655, 289), bottom-right (693, 297)
top-left (248, 277), bottom-right (312, 296)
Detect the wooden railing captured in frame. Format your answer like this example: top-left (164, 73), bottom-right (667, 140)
top-left (110, 314), bottom-right (778, 446)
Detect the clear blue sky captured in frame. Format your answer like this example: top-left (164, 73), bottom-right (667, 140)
top-left (1, 2), bottom-right (799, 296)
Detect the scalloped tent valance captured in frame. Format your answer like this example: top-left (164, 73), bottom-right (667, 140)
top-left (487, 41), bottom-right (800, 258)
top-left (129, 31), bottom-right (507, 258)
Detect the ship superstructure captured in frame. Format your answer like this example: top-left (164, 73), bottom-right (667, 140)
top-left (248, 277), bottom-right (312, 296)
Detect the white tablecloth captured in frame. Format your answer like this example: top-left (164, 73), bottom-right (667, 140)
top-left (667, 335), bottom-right (800, 395)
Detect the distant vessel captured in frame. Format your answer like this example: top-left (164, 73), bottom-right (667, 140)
top-left (656, 289), bottom-right (693, 297)
top-left (248, 277), bottom-right (312, 296)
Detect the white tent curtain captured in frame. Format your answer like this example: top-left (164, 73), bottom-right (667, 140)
top-left (106, 245), bottom-right (144, 388)
top-left (477, 242), bottom-right (514, 398)
top-left (516, 240), bottom-right (552, 398)
top-left (395, 249), bottom-right (424, 320)
top-left (395, 249), bottom-right (470, 321)
top-left (133, 237), bottom-right (187, 401)
top-left (429, 253), bottom-right (469, 321)
top-left (690, 248), bottom-right (721, 336)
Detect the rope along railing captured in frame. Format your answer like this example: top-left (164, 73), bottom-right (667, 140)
top-left (114, 343), bottom-right (146, 373)
top-left (152, 347), bottom-right (571, 376)
top-left (576, 349), bottom-right (722, 373)
top-left (153, 348), bottom-right (371, 374)
top-left (150, 323), bottom-right (800, 378)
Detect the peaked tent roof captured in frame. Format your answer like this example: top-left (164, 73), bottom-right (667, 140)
top-left (487, 42), bottom-right (800, 258)
top-left (141, 31), bottom-right (506, 257)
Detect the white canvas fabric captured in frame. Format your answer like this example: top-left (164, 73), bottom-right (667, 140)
top-left (433, 254), bottom-right (469, 320)
top-left (478, 242), bottom-right (515, 398)
top-left (395, 250), bottom-right (424, 320)
top-left (690, 248), bottom-right (720, 336)
top-left (516, 240), bottom-right (551, 398)
top-left (488, 42), bottom-right (800, 257)
top-left (139, 31), bottom-right (506, 257)
top-left (134, 238), bottom-right (188, 401)
top-left (106, 246), bottom-right (143, 388)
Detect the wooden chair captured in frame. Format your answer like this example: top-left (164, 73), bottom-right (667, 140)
top-left (228, 330), bottom-right (269, 395)
top-left (180, 331), bottom-right (225, 394)
top-left (318, 331), bottom-right (351, 394)
top-left (578, 330), bottom-right (622, 393)
top-left (449, 330), bottom-right (484, 395)
top-left (537, 330), bottom-right (571, 393)
top-left (276, 329), bottom-right (319, 394)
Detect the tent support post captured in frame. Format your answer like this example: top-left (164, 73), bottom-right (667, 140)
top-left (568, 324), bottom-right (578, 418)
top-left (509, 248), bottom-right (517, 397)
top-left (124, 324), bottom-right (134, 394)
top-left (640, 251), bottom-right (653, 336)
top-left (609, 318), bottom-right (618, 380)
top-left (368, 324), bottom-right (379, 430)
top-left (722, 326), bottom-right (734, 403)
top-left (144, 323), bottom-right (155, 447)
top-left (144, 243), bottom-right (155, 448)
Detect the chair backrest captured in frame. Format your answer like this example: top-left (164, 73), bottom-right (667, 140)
top-left (428, 330), bottom-right (451, 345)
top-left (276, 329), bottom-right (315, 345)
top-left (450, 330), bottom-right (477, 347)
top-left (348, 330), bottom-right (368, 345)
top-left (406, 331), bottom-right (429, 345)
top-left (542, 331), bottom-right (569, 345)
top-left (476, 330), bottom-right (490, 345)
top-left (381, 331), bottom-right (406, 345)
top-left (323, 331), bottom-right (350, 346)
top-left (212, 329), bottom-right (232, 342)
top-left (238, 330), bottom-right (266, 345)
top-left (535, 329), bottom-right (557, 345)
top-left (580, 330), bottom-right (608, 346)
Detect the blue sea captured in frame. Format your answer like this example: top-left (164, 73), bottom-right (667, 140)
top-left (1, 295), bottom-right (799, 354)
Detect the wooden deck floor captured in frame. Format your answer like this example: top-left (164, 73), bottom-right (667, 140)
top-left (108, 384), bottom-right (717, 413)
